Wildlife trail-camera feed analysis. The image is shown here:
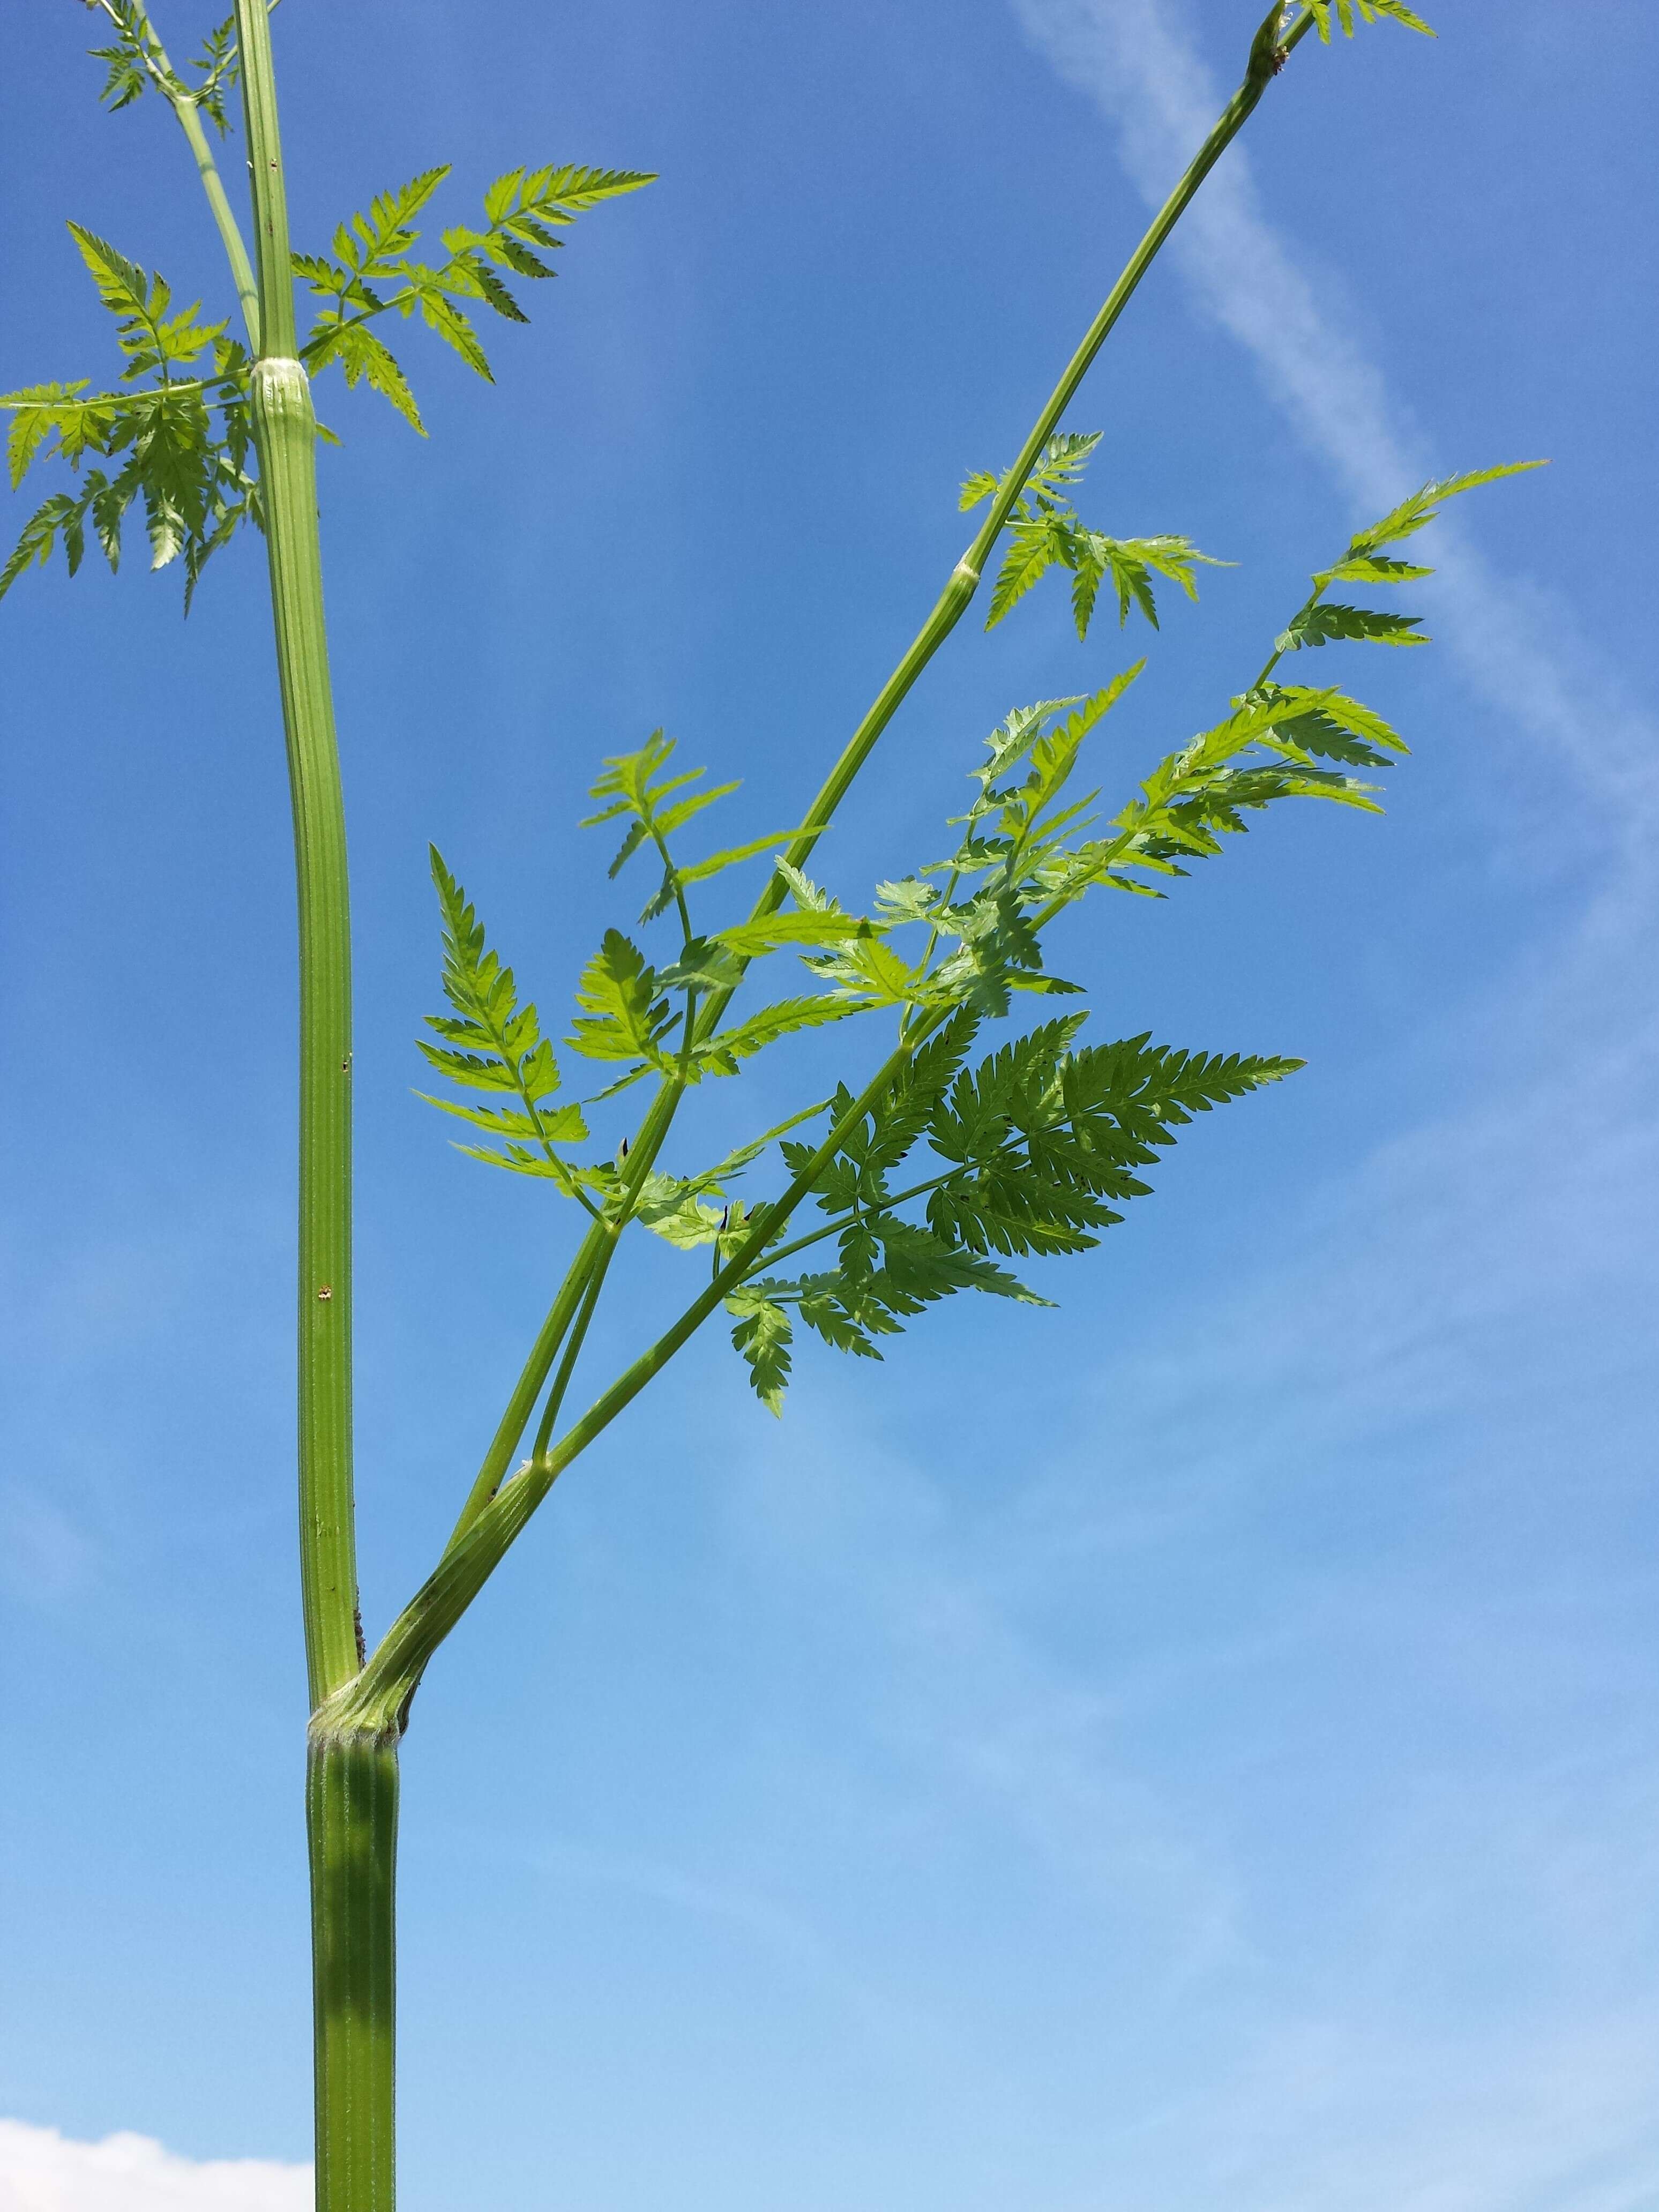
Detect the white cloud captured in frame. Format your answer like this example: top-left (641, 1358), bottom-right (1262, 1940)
top-left (0, 2123), bottom-right (309, 2212)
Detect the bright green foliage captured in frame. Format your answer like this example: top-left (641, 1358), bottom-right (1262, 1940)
top-left (925, 1027), bottom-right (1300, 1256)
top-left (722, 1017), bottom-right (1297, 1411)
top-left (1081, 683), bottom-right (1402, 883)
top-left (1277, 601), bottom-right (1425, 650)
top-left (961, 432), bottom-right (1223, 637)
top-left (28, 12), bottom-right (1541, 2207)
top-left (416, 466), bottom-right (1534, 1416)
top-left (0, 223), bottom-right (254, 603)
top-left (558, 922), bottom-right (863, 1094)
top-left (801, 652), bottom-right (1402, 1026)
top-left (543, 734), bottom-right (876, 1096)
top-left (581, 729), bottom-right (745, 918)
top-left (1269, 459), bottom-right (1545, 666)
top-left (417, 850), bottom-right (590, 1191)
top-left (295, 163), bottom-right (653, 431)
top-left (1336, 461), bottom-right (1543, 555)
top-left (689, 991), bottom-right (868, 1075)
top-left (631, 1173), bottom-right (728, 1251)
top-left (725, 1294), bottom-right (796, 1415)
top-left (89, 2), bottom-right (242, 133)
top-left (1306, 0), bottom-right (1436, 40)
top-left (580, 729), bottom-right (851, 933)
top-left (625, 1102), bottom-right (835, 1257)
top-left (2, 23), bottom-right (651, 602)
top-left (566, 930), bottom-right (680, 1073)
top-left (804, 684), bottom-right (1135, 1019)
top-left (72, 223), bottom-right (226, 382)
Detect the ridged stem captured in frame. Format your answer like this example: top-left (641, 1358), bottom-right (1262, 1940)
top-left (307, 1722), bottom-right (399, 2212)
top-left (235, 0), bottom-right (360, 1707)
top-left (234, 6), bottom-right (378, 2205)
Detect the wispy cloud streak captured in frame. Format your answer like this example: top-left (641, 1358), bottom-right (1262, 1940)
top-left (695, 9), bottom-right (1659, 2207)
top-left (1013, 0), bottom-right (1659, 844)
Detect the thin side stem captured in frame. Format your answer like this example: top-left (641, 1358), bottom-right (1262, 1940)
top-left (96, 0), bottom-right (261, 348)
top-left (440, 1081), bottom-right (683, 1551)
top-left (750, 1165), bottom-right (963, 1274)
top-left (439, 1224), bottom-right (604, 1554)
top-left (531, 1244), bottom-right (612, 1459)
top-left (354, 1018), bottom-right (950, 1726)
top-left (702, 0), bottom-right (1303, 958)
top-left (171, 89), bottom-right (261, 347)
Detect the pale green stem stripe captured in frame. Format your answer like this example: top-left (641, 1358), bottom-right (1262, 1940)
top-left (437, 0), bottom-right (1307, 1558)
top-left (101, 0), bottom-right (261, 348)
top-left (171, 90), bottom-right (260, 348)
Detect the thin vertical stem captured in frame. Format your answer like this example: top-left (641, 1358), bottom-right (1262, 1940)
top-left (234, 0), bottom-right (360, 1708)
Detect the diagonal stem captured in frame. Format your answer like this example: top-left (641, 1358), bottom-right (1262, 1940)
top-left (98, 0), bottom-right (261, 348)
top-left (349, 1015), bottom-right (952, 1730)
top-left (436, 0), bottom-right (1316, 1573)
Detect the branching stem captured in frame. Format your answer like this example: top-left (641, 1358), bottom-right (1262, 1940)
top-left (350, 1015), bottom-right (950, 1729)
top-left (440, 1077), bottom-right (685, 1551)
top-left (440, 0), bottom-right (1313, 1564)
top-left (749, 1167), bottom-right (966, 1275)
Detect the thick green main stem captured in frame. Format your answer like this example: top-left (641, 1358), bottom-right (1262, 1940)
top-left (234, 5), bottom-right (380, 2209)
top-left (307, 1721), bottom-right (398, 2212)
top-left (443, 0), bottom-right (1306, 1551)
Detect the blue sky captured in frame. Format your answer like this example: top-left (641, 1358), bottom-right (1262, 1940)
top-left (2, 3), bottom-right (1656, 2209)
